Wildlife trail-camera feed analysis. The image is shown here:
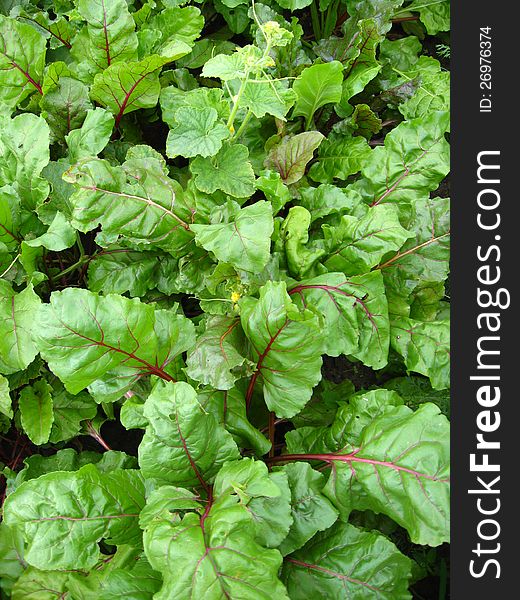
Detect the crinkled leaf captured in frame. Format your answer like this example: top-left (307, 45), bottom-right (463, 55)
top-left (3, 464), bottom-right (145, 570)
top-left (90, 55), bottom-right (169, 123)
top-left (191, 144), bottom-right (255, 198)
top-left (23, 212), bottom-right (76, 251)
top-left (191, 201), bottom-right (273, 273)
top-left (138, 381), bottom-right (240, 487)
top-left (278, 462), bottom-right (338, 555)
top-left (391, 316), bottom-right (450, 389)
top-left (290, 271), bottom-right (390, 368)
top-left (166, 106), bottom-right (229, 158)
top-left (240, 281), bottom-right (323, 418)
top-left (0, 373), bottom-right (11, 419)
top-left (308, 135), bottom-right (371, 183)
top-left (63, 157), bottom-right (195, 254)
top-left (65, 107), bottom-right (114, 162)
top-left (282, 522), bottom-right (412, 599)
top-left (34, 288), bottom-right (195, 394)
top-left (0, 15), bottom-right (45, 110)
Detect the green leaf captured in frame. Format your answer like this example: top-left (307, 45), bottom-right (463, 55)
top-left (352, 111), bottom-right (450, 218)
top-left (3, 464), bottom-right (145, 570)
top-left (90, 55), bottom-right (169, 125)
top-left (298, 184), bottom-right (359, 222)
top-left (282, 522), bottom-right (412, 599)
top-left (191, 201), bottom-right (274, 273)
top-left (308, 135), bottom-right (371, 183)
top-left (240, 281), bottom-right (323, 418)
top-left (0, 523), bottom-right (25, 596)
top-left (40, 76), bottom-right (92, 140)
top-left (292, 61), bottom-right (343, 128)
top-left (23, 212), bottom-right (76, 251)
top-left (48, 380), bottom-right (97, 443)
top-left (323, 204), bottom-right (412, 275)
top-left (166, 106), bottom-right (229, 158)
top-left (138, 5), bottom-right (204, 59)
top-left (0, 15), bottom-right (45, 110)
top-left (0, 374), bottom-right (12, 424)
top-left (11, 567), bottom-right (70, 600)
top-left (87, 248), bottom-right (162, 297)
top-left (143, 476), bottom-right (289, 599)
top-left (294, 401), bottom-right (450, 546)
top-left (290, 271), bottom-right (390, 368)
top-left (63, 156), bottom-right (195, 254)
top-left (33, 288), bottom-right (195, 394)
top-left (391, 316), bottom-right (450, 389)
top-left (191, 143), bottom-right (256, 198)
top-left (186, 316), bottom-right (253, 390)
top-left (405, 0), bottom-right (450, 34)
top-left (242, 79), bottom-right (296, 120)
top-left (72, 0), bottom-right (138, 79)
top-left (384, 375), bottom-right (450, 417)
top-left (65, 107), bottom-right (114, 162)
top-left (138, 381), bottom-right (240, 487)
top-left (0, 113), bottom-right (50, 209)
top-left (256, 170), bottom-right (292, 215)
top-left (380, 196), bottom-right (450, 300)
top-left (0, 283), bottom-right (41, 375)
top-left (265, 132), bottom-right (324, 185)
top-left (278, 462), bottom-right (338, 555)
top-left (18, 378), bottom-right (54, 445)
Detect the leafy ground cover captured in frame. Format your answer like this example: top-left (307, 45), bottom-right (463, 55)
top-left (0, 0), bottom-right (450, 598)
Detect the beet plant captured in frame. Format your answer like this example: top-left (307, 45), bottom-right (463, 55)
top-left (0, 0), bottom-right (450, 598)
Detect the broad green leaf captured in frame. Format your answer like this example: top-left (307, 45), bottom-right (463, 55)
top-left (144, 483), bottom-right (289, 599)
top-left (280, 206), bottom-right (326, 278)
top-left (72, 0), bottom-right (138, 79)
top-left (0, 113), bottom-right (50, 209)
top-left (379, 196), bottom-right (450, 300)
top-left (352, 111), bottom-right (450, 218)
top-left (138, 381), bottom-right (240, 487)
top-left (289, 271), bottom-right (390, 368)
top-left (48, 380), bottom-right (97, 443)
top-left (391, 316), bottom-right (450, 389)
top-left (3, 464), bottom-right (145, 570)
top-left (160, 86), bottom-right (230, 127)
top-left (65, 108), bottom-right (114, 162)
top-left (405, 0), bottom-right (450, 34)
top-left (63, 157), bottom-right (195, 254)
top-left (256, 170), bottom-right (292, 215)
top-left (191, 201), bottom-right (274, 273)
top-left (314, 402), bottom-right (450, 545)
top-left (264, 132), bottom-right (324, 185)
top-left (90, 55), bottom-right (169, 125)
top-left (278, 462), bottom-right (338, 555)
top-left (138, 6), bottom-right (204, 59)
top-left (290, 379), bottom-right (354, 428)
top-left (399, 58), bottom-right (450, 122)
top-left (23, 212), bottom-right (76, 251)
top-left (34, 288), bottom-right (195, 394)
top-left (239, 281), bottom-right (323, 418)
top-left (308, 135), bottom-right (371, 183)
top-left (186, 316), bottom-right (253, 390)
top-left (0, 186), bottom-right (20, 252)
top-left (0, 374), bottom-right (11, 419)
top-left (347, 0), bottom-right (405, 34)
top-left (166, 106), bottom-right (229, 158)
top-left (0, 283), bottom-right (41, 375)
top-left (298, 184), bottom-right (359, 222)
top-left (11, 567), bottom-right (70, 600)
top-left (242, 79), bottom-right (296, 120)
top-left (323, 204), bottom-right (412, 275)
top-left (87, 247), bottom-right (162, 297)
top-left (282, 522), bottom-right (412, 599)
top-left (18, 378), bottom-right (54, 445)
top-left (292, 61), bottom-right (343, 127)
top-left (0, 15), bottom-right (45, 110)
top-left (199, 388), bottom-right (271, 457)
top-left (274, 0), bottom-right (312, 9)
top-left (191, 144), bottom-right (256, 198)
top-left (40, 76), bottom-right (92, 140)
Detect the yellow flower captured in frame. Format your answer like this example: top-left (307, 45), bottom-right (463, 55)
top-left (231, 291), bottom-right (241, 303)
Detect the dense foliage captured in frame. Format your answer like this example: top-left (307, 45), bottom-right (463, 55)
top-left (0, 0), bottom-right (450, 598)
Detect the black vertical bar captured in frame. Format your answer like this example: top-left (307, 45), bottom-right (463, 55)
top-left (452, 2), bottom-right (517, 597)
